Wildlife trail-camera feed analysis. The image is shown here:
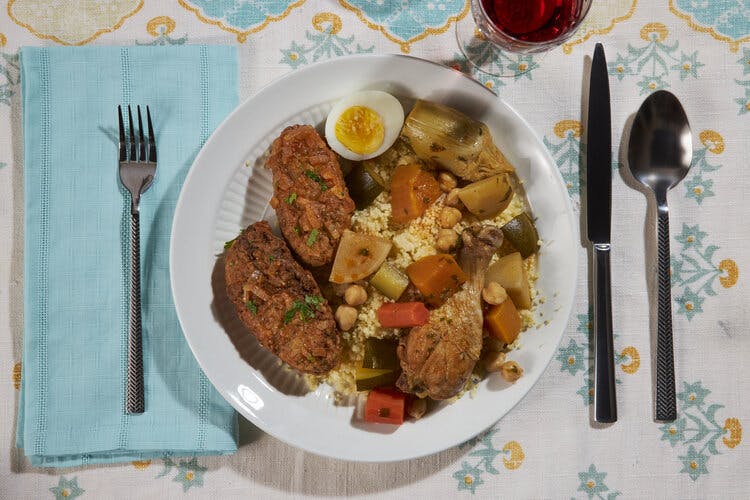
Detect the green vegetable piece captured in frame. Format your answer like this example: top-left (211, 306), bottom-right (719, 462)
top-left (285, 192), bottom-right (297, 205)
top-left (370, 263), bottom-right (410, 300)
top-left (362, 338), bottom-right (400, 370)
top-left (307, 228), bottom-right (319, 247)
top-left (245, 300), bottom-right (258, 314)
top-left (304, 170), bottom-right (328, 191)
top-left (224, 237), bottom-right (237, 250)
top-left (355, 367), bottom-right (400, 391)
top-left (500, 213), bottom-right (539, 258)
top-left (345, 162), bottom-right (384, 210)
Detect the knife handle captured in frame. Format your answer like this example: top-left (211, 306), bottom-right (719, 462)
top-left (593, 243), bottom-right (617, 423)
top-left (655, 204), bottom-right (676, 422)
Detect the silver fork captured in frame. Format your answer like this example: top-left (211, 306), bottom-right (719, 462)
top-left (118, 105), bottom-right (156, 414)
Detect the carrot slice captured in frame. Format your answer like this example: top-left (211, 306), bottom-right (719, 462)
top-left (376, 302), bottom-right (430, 328)
top-left (406, 254), bottom-right (467, 306)
top-left (485, 299), bottom-right (522, 345)
top-left (390, 164), bottom-right (441, 224)
top-left (364, 388), bottom-right (407, 425)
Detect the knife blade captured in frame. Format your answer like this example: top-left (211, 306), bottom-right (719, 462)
top-left (587, 43), bottom-right (612, 244)
top-left (587, 43), bottom-right (617, 423)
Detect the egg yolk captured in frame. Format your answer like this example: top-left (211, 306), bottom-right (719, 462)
top-left (334, 106), bottom-right (385, 155)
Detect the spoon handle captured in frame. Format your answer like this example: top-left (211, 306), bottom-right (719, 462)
top-left (593, 244), bottom-right (617, 423)
top-left (656, 203), bottom-right (676, 422)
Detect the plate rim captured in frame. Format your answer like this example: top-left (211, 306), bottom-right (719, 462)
top-left (170, 53), bottom-right (579, 462)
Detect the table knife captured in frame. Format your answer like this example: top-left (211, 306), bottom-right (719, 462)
top-left (587, 43), bottom-right (617, 423)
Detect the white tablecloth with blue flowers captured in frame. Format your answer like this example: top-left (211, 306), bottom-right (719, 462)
top-left (2, 1), bottom-right (748, 498)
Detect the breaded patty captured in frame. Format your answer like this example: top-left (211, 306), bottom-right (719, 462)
top-left (266, 125), bottom-right (355, 267)
top-left (224, 221), bottom-right (341, 374)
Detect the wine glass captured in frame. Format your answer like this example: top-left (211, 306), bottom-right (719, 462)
top-left (456, 0), bottom-right (594, 78)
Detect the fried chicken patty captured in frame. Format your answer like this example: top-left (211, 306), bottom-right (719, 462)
top-left (225, 221), bottom-right (341, 374)
top-left (266, 125), bottom-right (355, 267)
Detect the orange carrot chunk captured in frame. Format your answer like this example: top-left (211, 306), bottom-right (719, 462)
top-left (390, 164), bottom-right (441, 224)
top-left (376, 302), bottom-right (430, 328)
top-left (485, 299), bottom-right (522, 345)
top-left (364, 388), bottom-right (407, 425)
top-left (406, 254), bottom-right (467, 306)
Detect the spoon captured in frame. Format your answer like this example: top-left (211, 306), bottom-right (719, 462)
top-left (628, 90), bottom-right (693, 422)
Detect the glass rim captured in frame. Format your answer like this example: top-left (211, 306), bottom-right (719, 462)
top-left (474, 0), bottom-right (594, 48)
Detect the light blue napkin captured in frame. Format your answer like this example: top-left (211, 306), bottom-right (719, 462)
top-left (17, 45), bottom-right (238, 467)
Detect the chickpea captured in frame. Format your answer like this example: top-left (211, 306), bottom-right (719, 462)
top-left (438, 171), bottom-right (458, 192)
top-left (436, 229), bottom-right (459, 252)
top-left (344, 284), bottom-right (367, 306)
top-left (482, 282), bottom-right (508, 305)
top-left (335, 305), bottom-right (358, 331)
top-left (439, 207), bottom-right (462, 228)
top-left (483, 351), bottom-right (507, 372)
top-left (444, 188), bottom-right (462, 208)
top-left (408, 397), bottom-right (427, 420)
top-left (500, 360), bottom-right (523, 383)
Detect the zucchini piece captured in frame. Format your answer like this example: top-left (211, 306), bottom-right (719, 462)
top-left (355, 367), bottom-right (400, 391)
top-left (370, 262), bottom-right (410, 300)
top-left (501, 213), bottom-right (539, 258)
top-left (345, 163), bottom-right (384, 210)
top-left (485, 252), bottom-right (532, 310)
top-left (362, 338), bottom-right (400, 370)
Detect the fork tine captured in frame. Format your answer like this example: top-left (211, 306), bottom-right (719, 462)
top-left (137, 105), bottom-right (146, 162)
top-left (118, 105), bottom-right (127, 161)
top-left (146, 106), bottom-right (156, 163)
top-left (127, 105), bottom-right (136, 161)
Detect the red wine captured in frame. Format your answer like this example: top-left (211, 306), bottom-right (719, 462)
top-left (481, 0), bottom-right (582, 42)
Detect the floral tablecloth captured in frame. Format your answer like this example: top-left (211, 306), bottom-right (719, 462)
top-left (1, 1), bottom-right (748, 498)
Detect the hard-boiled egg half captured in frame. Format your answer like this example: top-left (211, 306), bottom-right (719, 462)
top-left (325, 91), bottom-right (404, 161)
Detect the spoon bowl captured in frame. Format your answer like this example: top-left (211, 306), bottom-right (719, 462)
top-left (627, 89), bottom-right (692, 423)
top-left (628, 90), bottom-right (693, 195)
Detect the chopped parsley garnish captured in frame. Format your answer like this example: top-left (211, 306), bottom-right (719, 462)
top-left (284, 295), bottom-right (325, 324)
top-left (304, 170), bottom-right (328, 191)
top-left (293, 225), bottom-right (301, 235)
top-left (245, 300), bottom-right (258, 314)
top-left (285, 192), bottom-right (297, 205)
top-left (268, 255), bottom-right (276, 262)
top-left (224, 237), bottom-right (237, 250)
top-left (358, 248), bottom-right (370, 256)
top-left (306, 228), bottom-right (319, 247)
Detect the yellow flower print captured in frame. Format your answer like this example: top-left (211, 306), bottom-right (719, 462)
top-left (132, 459), bottom-right (151, 469)
top-left (502, 441), bottom-right (524, 470)
top-left (312, 12), bottom-right (342, 35)
top-left (620, 347), bottom-right (640, 374)
top-left (0, 34), bottom-right (6, 47)
top-left (553, 120), bottom-right (582, 139)
top-left (723, 418), bottom-right (742, 448)
top-left (719, 259), bottom-right (739, 288)
top-left (641, 22), bottom-right (669, 42)
top-left (699, 130), bottom-right (725, 154)
top-left (147, 17), bottom-right (176, 37)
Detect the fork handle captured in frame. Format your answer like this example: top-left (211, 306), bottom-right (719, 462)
top-left (126, 209), bottom-right (145, 414)
top-left (656, 199), bottom-right (676, 422)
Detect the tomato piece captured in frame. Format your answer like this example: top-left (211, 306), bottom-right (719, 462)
top-left (406, 254), bottom-right (467, 306)
top-left (376, 302), bottom-right (430, 328)
top-left (364, 388), bottom-right (407, 425)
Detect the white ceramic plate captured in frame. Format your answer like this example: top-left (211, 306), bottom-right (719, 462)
top-left (170, 54), bottom-right (577, 462)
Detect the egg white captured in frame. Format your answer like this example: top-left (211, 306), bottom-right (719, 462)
top-left (325, 91), bottom-right (404, 161)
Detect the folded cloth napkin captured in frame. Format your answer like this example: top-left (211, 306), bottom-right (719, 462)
top-left (17, 45), bottom-right (238, 467)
